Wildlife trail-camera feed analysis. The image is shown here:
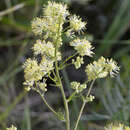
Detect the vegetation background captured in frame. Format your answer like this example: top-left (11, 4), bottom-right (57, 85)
top-left (0, 0), bottom-right (130, 130)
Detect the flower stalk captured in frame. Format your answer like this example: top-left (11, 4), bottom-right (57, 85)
top-left (55, 43), bottom-right (70, 130)
top-left (38, 91), bottom-right (59, 117)
top-left (74, 80), bottom-right (95, 130)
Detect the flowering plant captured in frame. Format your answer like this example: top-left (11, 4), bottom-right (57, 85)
top-left (23, 1), bottom-right (120, 130)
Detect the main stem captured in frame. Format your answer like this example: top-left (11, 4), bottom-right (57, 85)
top-left (59, 78), bottom-right (70, 130)
top-left (55, 57), bottom-right (70, 130)
top-left (74, 80), bottom-right (95, 130)
top-left (54, 19), bottom-right (70, 130)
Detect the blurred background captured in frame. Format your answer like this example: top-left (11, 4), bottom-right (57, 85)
top-left (0, 0), bottom-right (130, 130)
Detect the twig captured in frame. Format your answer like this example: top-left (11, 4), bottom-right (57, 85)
top-left (74, 80), bottom-right (95, 130)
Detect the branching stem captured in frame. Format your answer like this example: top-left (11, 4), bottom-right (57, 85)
top-left (38, 91), bottom-right (59, 117)
top-left (74, 80), bottom-right (95, 130)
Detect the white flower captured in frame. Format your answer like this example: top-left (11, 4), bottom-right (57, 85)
top-left (23, 58), bottom-right (44, 84)
top-left (33, 40), bottom-right (55, 56)
top-left (39, 56), bottom-right (54, 74)
top-left (70, 39), bottom-right (94, 56)
top-left (33, 40), bottom-right (45, 55)
top-left (31, 17), bottom-right (47, 35)
top-left (72, 56), bottom-right (84, 69)
top-left (70, 15), bottom-right (86, 32)
top-left (71, 82), bottom-right (87, 93)
top-left (38, 81), bottom-right (47, 92)
top-left (106, 58), bottom-right (120, 77)
top-left (86, 95), bottom-right (95, 102)
top-left (85, 57), bottom-right (119, 81)
top-left (44, 1), bottom-right (69, 20)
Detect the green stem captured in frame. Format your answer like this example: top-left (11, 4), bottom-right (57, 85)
top-left (74, 101), bottom-right (86, 130)
top-left (48, 73), bottom-right (56, 82)
top-left (67, 91), bottom-right (77, 102)
top-left (74, 80), bottom-right (95, 130)
top-left (59, 79), bottom-right (70, 130)
top-left (62, 26), bottom-right (71, 33)
top-left (55, 53), bottom-right (70, 130)
top-left (38, 91), bottom-right (59, 117)
top-left (54, 18), bottom-right (70, 130)
top-left (59, 52), bottom-right (78, 68)
top-left (59, 63), bottom-right (73, 70)
top-left (86, 80), bottom-right (95, 97)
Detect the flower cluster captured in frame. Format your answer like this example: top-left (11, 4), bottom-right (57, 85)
top-left (86, 95), bottom-right (95, 102)
top-left (69, 15), bottom-right (86, 32)
top-left (23, 58), bottom-right (47, 91)
top-left (7, 125), bottom-right (17, 130)
top-left (72, 56), bottom-right (84, 69)
top-left (71, 81), bottom-right (87, 93)
top-left (23, 1), bottom-right (92, 91)
top-left (85, 57), bottom-right (120, 81)
top-left (31, 17), bottom-right (45, 36)
top-left (105, 123), bottom-right (130, 130)
top-left (70, 39), bottom-right (94, 57)
top-left (32, 1), bottom-right (69, 46)
top-left (33, 40), bottom-right (61, 60)
top-left (31, 1), bottom-right (87, 44)
top-left (43, 1), bottom-right (69, 20)
top-left (70, 38), bottom-right (94, 69)
top-left (23, 1), bottom-right (119, 96)
top-left (23, 59), bottom-right (43, 85)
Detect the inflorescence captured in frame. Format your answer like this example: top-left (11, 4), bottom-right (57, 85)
top-left (23, 1), bottom-right (119, 95)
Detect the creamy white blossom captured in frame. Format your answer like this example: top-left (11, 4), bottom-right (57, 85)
top-left (85, 57), bottom-right (119, 81)
top-left (43, 1), bottom-right (69, 21)
top-left (72, 56), bottom-right (84, 69)
top-left (39, 56), bottom-right (54, 75)
top-left (70, 39), bottom-right (94, 56)
top-left (38, 81), bottom-right (47, 92)
top-left (23, 58), bottom-right (44, 86)
top-left (71, 81), bottom-right (87, 93)
top-left (70, 15), bottom-right (86, 32)
top-left (106, 58), bottom-right (120, 77)
top-left (31, 17), bottom-right (46, 35)
top-left (86, 95), bottom-right (95, 102)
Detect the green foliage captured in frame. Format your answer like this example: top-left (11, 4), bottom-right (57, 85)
top-left (96, 0), bottom-right (130, 56)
